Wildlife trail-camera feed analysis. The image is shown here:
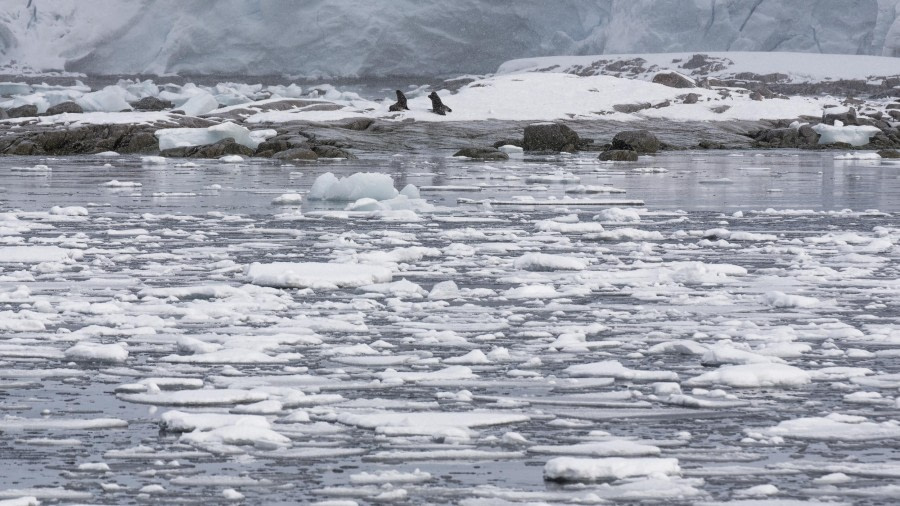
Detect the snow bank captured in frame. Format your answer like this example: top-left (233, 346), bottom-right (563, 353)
top-left (246, 262), bottom-right (392, 289)
top-left (544, 457), bottom-right (680, 482)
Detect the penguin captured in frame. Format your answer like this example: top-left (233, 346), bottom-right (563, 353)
top-left (388, 90), bottom-right (409, 112)
top-left (428, 91), bottom-right (452, 115)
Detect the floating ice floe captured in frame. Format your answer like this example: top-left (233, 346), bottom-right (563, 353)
top-left (246, 262), bottom-right (392, 289)
top-left (0, 246), bottom-right (81, 263)
top-left (686, 363), bottom-right (811, 388)
top-left (543, 457), bottom-right (681, 482)
top-left (757, 413), bottom-right (900, 441)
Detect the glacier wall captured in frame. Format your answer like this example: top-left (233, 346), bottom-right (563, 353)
top-left (1, 0), bottom-right (898, 77)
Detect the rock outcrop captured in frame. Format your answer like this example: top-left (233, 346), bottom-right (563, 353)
top-left (611, 130), bottom-right (660, 153)
top-left (523, 122), bottom-right (579, 152)
top-left (453, 147), bottom-right (510, 160)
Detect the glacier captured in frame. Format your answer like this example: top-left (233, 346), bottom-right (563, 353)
top-left (1, 0), bottom-right (899, 78)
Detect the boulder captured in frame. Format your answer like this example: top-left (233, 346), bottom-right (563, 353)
top-left (311, 145), bottom-right (357, 159)
top-left (523, 122), bottom-right (579, 152)
top-left (611, 130), bottom-right (660, 153)
top-left (273, 148), bottom-right (318, 161)
top-left (255, 136), bottom-right (308, 157)
top-left (751, 126), bottom-right (819, 148)
top-left (680, 93), bottom-right (700, 104)
top-left (0, 108), bottom-right (7, 120)
top-left (652, 72), bottom-right (696, 89)
top-left (613, 103), bottom-right (651, 113)
top-left (492, 138), bottom-right (522, 149)
top-left (44, 101), bottom-right (83, 115)
top-left (341, 118), bottom-right (375, 131)
top-left (7, 104), bottom-right (38, 118)
top-left (161, 138), bottom-right (255, 158)
top-left (878, 149), bottom-right (900, 158)
top-left (598, 150), bottom-right (638, 161)
top-left (890, 110), bottom-right (900, 121)
top-left (823, 107), bottom-right (857, 126)
top-left (453, 147), bottom-right (509, 160)
top-left (131, 96), bottom-right (174, 111)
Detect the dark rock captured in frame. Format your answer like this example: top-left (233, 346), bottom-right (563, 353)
top-left (751, 126), bottom-right (819, 148)
top-left (798, 125), bottom-right (820, 144)
top-left (611, 130), bottom-right (660, 153)
top-left (697, 140), bottom-right (726, 149)
top-left (131, 96), bottom-right (174, 111)
top-left (44, 101), bottom-right (83, 115)
top-left (7, 104), bottom-right (38, 118)
top-left (341, 118), bottom-right (374, 131)
top-left (749, 91), bottom-right (764, 101)
top-left (878, 149), bottom-right (900, 158)
top-left (0, 109), bottom-right (7, 120)
top-left (710, 105), bottom-right (731, 114)
top-left (887, 103), bottom-right (900, 110)
top-left (598, 150), bottom-right (638, 161)
top-left (867, 111), bottom-right (883, 120)
top-left (492, 139), bottom-right (523, 149)
top-left (453, 147), bottom-right (509, 160)
top-left (823, 107), bottom-right (857, 126)
top-left (273, 148), bottom-right (318, 161)
top-left (523, 122), bottom-right (580, 152)
top-left (613, 103), bottom-right (651, 113)
top-left (651, 72), bottom-right (696, 89)
top-left (7, 140), bottom-right (42, 155)
top-left (890, 110), bottom-right (900, 121)
top-left (311, 145), bottom-right (357, 159)
top-left (161, 138), bottom-right (254, 158)
top-left (679, 93), bottom-right (700, 104)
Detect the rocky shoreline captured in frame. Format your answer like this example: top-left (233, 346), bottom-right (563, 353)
top-left (1, 109), bottom-right (897, 162)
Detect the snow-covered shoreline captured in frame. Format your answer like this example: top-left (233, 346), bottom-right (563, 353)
top-left (1, 53), bottom-right (898, 157)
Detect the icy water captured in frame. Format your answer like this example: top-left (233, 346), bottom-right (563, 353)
top-left (0, 150), bottom-right (899, 505)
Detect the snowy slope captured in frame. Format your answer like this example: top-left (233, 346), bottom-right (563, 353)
top-left (498, 52), bottom-right (900, 83)
top-left (1, 0), bottom-right (900, 77)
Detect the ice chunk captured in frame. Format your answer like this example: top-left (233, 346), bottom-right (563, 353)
top-left (76, 85), bottom-right (132, 112)
top-left (513, 253), bottom-right (588, 271)
top-left (156, 121), bottom-right (260, 151)
top-left (834, 152), bottom-right (881, 160)
top-left (64, 342), bottom-right (128, 363)
top-left (308, 172), bottom-right (400, 201)
top-left (246, 262), bottom-right (392, 289)
top-left (594, 207), bottom-right (642, 222)
top-left (686, 363), bottom-right (811, 388)
top-left (564, 360), bottom-right (679, 381)
top-left (0, 246), bottom-right (81, 263)
top-left (812, 122), bottom-right (882, 146)
top-left (759, 413), bottom-right (900, 441)
top-left (179, 91), bottom-right (219, 116)
top-left (272, 193), bottom-right (303, 205)
top-left (544, 457), bottom-right (680, 482)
